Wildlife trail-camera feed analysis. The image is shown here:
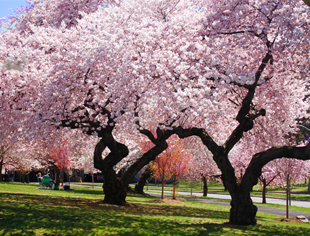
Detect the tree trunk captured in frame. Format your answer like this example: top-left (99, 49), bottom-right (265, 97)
top-left (61, 169), bottom-right (64, 186)
top-left (55, 168), bottom-right (60, 187)
top-left (229, 188), bottom-right (257, 225)
top-left (91, 171), bottom-right (94, 189)
top-left (161, 179), bottom-right (165, 199)
top-left (93, 134), bottom-right (129, 206)
top-left (0, 160), bottom-right (3, 182)
top-left (102, 168), bottom-right (127, 206)
top-left (202, 176), bottom-right (208, 197)
top-left (172, 177), bottom-right (177, 199)
top-left (213, 152), bottom-right (257, 225)
top-left (262, 178), bottom-right (267, 204)
top-left (286, 175), bottom-right (290, 218)
top-left (135, 166), bottom-right (151, 194)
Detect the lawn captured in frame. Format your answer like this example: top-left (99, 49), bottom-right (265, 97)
top-left (0, 182), bottom-right (310, 235)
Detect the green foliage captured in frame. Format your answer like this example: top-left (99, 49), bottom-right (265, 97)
top-left (0, 182), bottom-right (310, 235)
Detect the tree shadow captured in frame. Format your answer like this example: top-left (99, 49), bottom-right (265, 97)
top-left (0, 193), bottom-right (309, 235)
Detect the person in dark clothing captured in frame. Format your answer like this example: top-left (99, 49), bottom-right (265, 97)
top-left (9, 171), bottom-right (14, 182)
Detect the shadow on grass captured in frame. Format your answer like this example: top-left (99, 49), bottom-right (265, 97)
top-left (0, 193), bottom-right (309, 235)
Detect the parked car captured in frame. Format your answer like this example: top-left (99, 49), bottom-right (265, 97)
top-left (83, 172), bottom-right (104, 183)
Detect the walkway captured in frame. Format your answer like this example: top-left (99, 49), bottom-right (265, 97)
top-left (146, 189), bottom-right (310, 208)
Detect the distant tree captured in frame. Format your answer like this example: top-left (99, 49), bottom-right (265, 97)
top-left (185, 138), bottom-right (221, 196)
top-left (150, 136), bottom-right (191, 199)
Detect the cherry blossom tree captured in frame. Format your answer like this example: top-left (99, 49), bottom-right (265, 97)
top-left (149, 136), bottom-right (192, 199)
top-left (48, 140), bottom-right (71, 187)
top-left (0, 145), bottom-right (12, 181)
top-left (272, 158), bottom-right (310, 218)
top-left (0, 0), bottom-right (206, 205)
top-left (1, 0), bottom-right (310, 226)
top-left (185, 139), bottom-right (221, 196)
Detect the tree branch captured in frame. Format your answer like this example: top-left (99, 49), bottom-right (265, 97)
top-left (241, 143), bottom-right (310, 192)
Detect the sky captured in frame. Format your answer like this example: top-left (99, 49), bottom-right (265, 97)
top-left (0, 0), bottom-right (28, 19)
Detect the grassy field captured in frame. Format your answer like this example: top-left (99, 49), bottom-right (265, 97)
top-left (0, 182), bottom-right (310, 235)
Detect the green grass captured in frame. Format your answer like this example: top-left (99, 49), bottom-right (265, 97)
top-left (1, 182), bottom-right (310, 235)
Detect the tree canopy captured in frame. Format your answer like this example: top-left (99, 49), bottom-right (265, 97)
top-left (1, 0), bottom-right (310, 225)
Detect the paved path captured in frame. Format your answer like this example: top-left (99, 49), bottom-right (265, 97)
top-left (147, 191), bottom-right (310, 220)
top-left (146, 189), bottom-right (310, 208)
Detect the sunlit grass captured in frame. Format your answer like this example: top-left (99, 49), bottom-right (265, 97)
top-left (0, 182), bottom-right (310, 235)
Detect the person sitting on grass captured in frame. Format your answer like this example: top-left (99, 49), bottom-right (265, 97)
top-left (37, 172), bottom-right (43, 184)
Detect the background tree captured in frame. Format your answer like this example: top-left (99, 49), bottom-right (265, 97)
top-left (272, 158), bottom-right (310, 218)
top-left (150, 135), bottom-right (192, 199)
top-left (185, 138), bottom-right (221, 196)
top-left (49, 141), bottom-right (71, 188)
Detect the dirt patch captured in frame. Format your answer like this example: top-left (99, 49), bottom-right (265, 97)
top-left (275, 218), bottom-right (304, 223)
top-left (149, 198), bottom-right (186, 204)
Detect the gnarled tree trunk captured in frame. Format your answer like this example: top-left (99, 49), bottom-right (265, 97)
top-left (135, 166), bottom-right (151, 194)
top-left (94, 128), bottom-right (171, 206)
top-left (94, 133), bottom-right (129, 206)
top-left (218, 154), bottom-right (258, 225)
top-left (102, 168), bottom-right (127, 205)
top-left (229, 187), bottom-right (257, 225)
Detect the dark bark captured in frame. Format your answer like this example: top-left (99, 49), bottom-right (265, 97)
top-left (213, 153), bottom-right (258, 225)
top-left (121, 128), bottom-right (173, 188)
top-left (93, 128), bottom-right (172, 205)
top-left (242, 144), bottom-right (310, 194)
top-left (135, 166), bottom-right (151, 194)
top-left (229, 187), bottom-right (257, 225)
top-left (167, 125), bottom-right (310, 225)
top-left (102, 168), bottom-right (127, 205)
top-left (161, 179), bottom-right (165, 199)
top-left (172, 177), bottom-right (177, 199)
top-left (0, 160), bottom-right (3, 182)
top-left (259, 175), bottom-right (277, 204)
top-left (121, 139), bottom-right (168, 187)
top-left (202, 176), bottom-right (208, 197)
top-left (55, 168), bottom-right (60, 187)
top-left (93, 134), bottom-right (129, 205)
top-left (262, 178), bottom-right (267, 204)
top-left (92, 125), bottom-right (175, 205)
